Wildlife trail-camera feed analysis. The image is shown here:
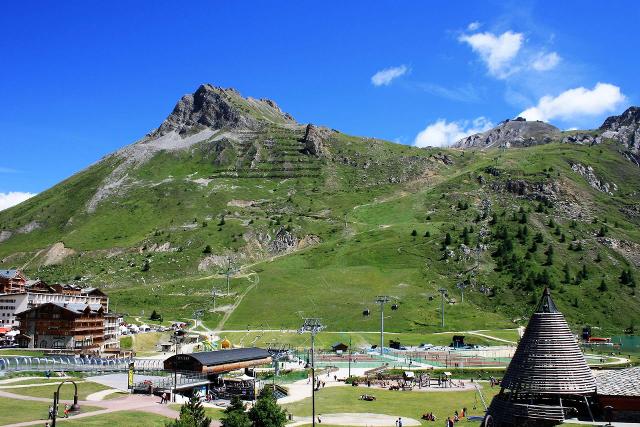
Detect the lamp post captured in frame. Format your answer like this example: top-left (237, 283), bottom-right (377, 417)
top-left (51, 380), bottom-right (80, 427)
top-left (438, 288), bottom-right (447, 328)
top-left (375, 296), bottom-right (391, 357)
top-left (170, 330), bottom-right (185, 402)
top-left (299, 318), bottom-right (324, 427)
top-left (348, 336), bottom-right (352, 379)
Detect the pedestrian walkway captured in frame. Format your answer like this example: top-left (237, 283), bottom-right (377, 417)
top-left (289, 413), bottom-right (421, 426)
top-left (0, 388), bottom-right (206, 427)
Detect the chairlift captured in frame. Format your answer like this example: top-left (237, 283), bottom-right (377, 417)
top-left (391, 304), bottom-right (399, 311)
top-left (363, 309), bottom-right (370, 316)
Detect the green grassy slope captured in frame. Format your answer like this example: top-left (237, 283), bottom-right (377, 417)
top-left (1, 120), bottom-right (639, 335)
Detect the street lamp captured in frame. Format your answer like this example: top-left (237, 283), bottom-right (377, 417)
top-left (438, 288), bottom-right (448, 328)
top-left (170, 329), bottom-right (185, 402)
top-left (299, 318), bottom-right (324, 427)
top-left (375, 296), bottom-right (392, 357)
top-left (51, 380), bottom-right (80, 427)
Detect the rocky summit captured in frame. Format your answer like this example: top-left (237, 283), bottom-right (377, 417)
top-left (1, 84), bottom-right (640, 335)
top-left (454, 117), bottom-right (562, 149)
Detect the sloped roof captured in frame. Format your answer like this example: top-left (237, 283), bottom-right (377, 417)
top-left (500, 288), bottom-right (596, 395)
top-left (596, 368), bottom-right (640, 397)
top-left (0, 270), bottom-right (19, 279)
top-left (171, 347), bottom-right (270, 367)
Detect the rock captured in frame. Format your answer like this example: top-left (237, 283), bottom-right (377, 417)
top-left (597, 237), bottom-right (640, 268)
top-left (150, 84), bottom-right (296, 138)
top-left (227, 200), bottom-right (256, 208)
top-left (432, 153), bottom-right (454, 165)
top-left (562, 133), bottom-right (601, 145)
top-left (16, 220), bottom-right (41, 234)
top-left (599, 106), bottom-right (640, 155)
top-left (570, 162), bottom-right (617, 195)
top-left (0, 230), bottom-right (12, 243)
top-left (301, 124), bottom-right (332, 157)
top-left (43, 242), bottom-right (76, 266)
top-left (454, 118), bottom-right (561, 149)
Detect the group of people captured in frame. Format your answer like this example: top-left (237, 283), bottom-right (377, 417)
top-left (159, 392), bottom-right (170, 404)
top-left (46, 403), bottom-right (71, 421)
top-left (421, 408), bottom-right (466, 424)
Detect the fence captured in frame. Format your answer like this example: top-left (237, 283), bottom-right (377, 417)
top-left (0, 355), bottom-right (163, 374)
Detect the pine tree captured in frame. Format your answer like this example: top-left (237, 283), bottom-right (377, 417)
top-left (248, 387), bottom-right (287, 427)
top-left (424, 231), bottom-right (431, 238)
top-left (167, 396), bottom-right (211, 427)
top-left (545, 245), bottom-right (554, 266)
top-left (444, 233), bottom-right (452, 246)
top-left (221, 396), bottom-right (251, 427)
top-left (562, 263), bottom-right (571, 284)
top-left (581, 264), bottom-right (588, 280)
top-left (410, 229), bottom-right (417, 237)
top-left (203, 245), bottom-right (212, 254)
top-left (598, 279), bottom-right (608, 292)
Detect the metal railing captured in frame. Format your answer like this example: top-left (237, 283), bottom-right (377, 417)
top-left (0, 355), bottom-right (163, 373)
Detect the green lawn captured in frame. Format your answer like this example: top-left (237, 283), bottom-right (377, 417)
top-left (5, 381), bottom-right (112, 400)
top-left (0, 349), bottom-right (46, 356)
top-left (283, 385), bottom-right (498, 426)
top-left (0, 398), bottom-right (101, 425)
top-left (0, 377), bottom-right (82, 386)
top-left (64, 410), bottom-right (171, 426)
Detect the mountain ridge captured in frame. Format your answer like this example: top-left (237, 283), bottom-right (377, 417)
top-left (1, 85), bottom-right (639, 334)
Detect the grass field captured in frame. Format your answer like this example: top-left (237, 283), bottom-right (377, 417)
top-left (283, 385), bottom-right (499, 426)
top-left (0, 398), bottom-right (101, 425)
top-left (64, 411), bottom-right (171, 426)
top-left (5, 381), bottom-right (112, 400)
top-left (218, 329), bottom-right (518, 351)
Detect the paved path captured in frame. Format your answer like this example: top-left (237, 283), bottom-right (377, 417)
top-left (85, 388), bottom-right (124, 401)
top-left (289, 413), bottom-right (421, 426)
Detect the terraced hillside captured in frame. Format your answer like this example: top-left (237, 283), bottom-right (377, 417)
top-left (1, 85), bottom-right (639, 335)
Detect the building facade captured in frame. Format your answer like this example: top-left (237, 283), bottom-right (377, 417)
top-left (17, 303), bottom-right (106, 351)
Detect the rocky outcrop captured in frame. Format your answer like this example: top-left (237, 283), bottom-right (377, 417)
top-left (0, 230), bottom-right (12, 243)
top-left (598, 237), bottom-right (640, 268)
top-left (600, 106), bottom-right (640, 153)
top-left (301, 124), bottom-right (332, 157)
top-left (454, 118), bottom-right (561, 149)
top-left (562, 133), bottom-right (601, 145)
top-left (43, 242), bottom-right (75, 266)
top-left (151, 84), bottom-right (295, 138)
top-left (17, 220), bottom-right (42, 234)
top-left (570, 162), bottom-right (617, 195)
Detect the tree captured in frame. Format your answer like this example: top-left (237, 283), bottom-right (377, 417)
top-left (167, 396), bottom-right (211, 427)
top-left (141, 259), bottom-right (150, 272)
top-left (248, 387), bottom-right (287, 427)
top-left (221, 396), bottom-right (251, 427)
top-left (424, 231), bottom-right (431, 238)
top-left (218, 216), bottom-right (226, 226)
top-left (444, 233), bottom-right (452, 246)
top-left (562, 263), bottom-right (571, 284)
top-left (598, 279), bottom-right (608, 292)
top-left (149, 310), bottom-right (162, 321)
top-left (203, 245), bottom-right (212, 254)
top-left (544, 245), bottom-right (554, 266)
top-left (410, 229), bottom-right (417, 237)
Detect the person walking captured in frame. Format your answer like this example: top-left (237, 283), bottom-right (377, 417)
top-left (63, 403), bottom-right (69, 418)
top-left (398, 417), bottom-right (403, 427)
top-left (47, 405), bottom-right (54, 420)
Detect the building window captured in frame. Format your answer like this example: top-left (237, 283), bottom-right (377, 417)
top-left (40, 340), bottom-right (48, 348)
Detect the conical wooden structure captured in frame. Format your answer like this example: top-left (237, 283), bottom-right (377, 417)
top-left (483, 288), bottom-right (596, 426)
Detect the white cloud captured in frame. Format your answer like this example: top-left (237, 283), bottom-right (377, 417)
top-left (467, 21), bottom-right (481, 31)
top-left (531, 51), bottom-right (561, 71)
top-left (414, 117), bottom-right (493, 148)
top-left (458, 31), bottom-right (523, 78)
top-left (0, 192), bottom-right (36, 211)
top-left (371, 65), bottom-right (408, 86)
top-left (519, 83), bottom-right (626, 122)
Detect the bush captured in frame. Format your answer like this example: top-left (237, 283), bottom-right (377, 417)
top-left (203, 245), bottom-right (212, 254)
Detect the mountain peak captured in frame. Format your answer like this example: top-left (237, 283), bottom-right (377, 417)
top-left (454, 118), bottom-right (561, 149)
top-left (150, 84), bottom-right (296, 138)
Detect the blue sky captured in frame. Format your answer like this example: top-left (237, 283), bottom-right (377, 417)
top-left (1, 1), bottom-right (639, 208)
